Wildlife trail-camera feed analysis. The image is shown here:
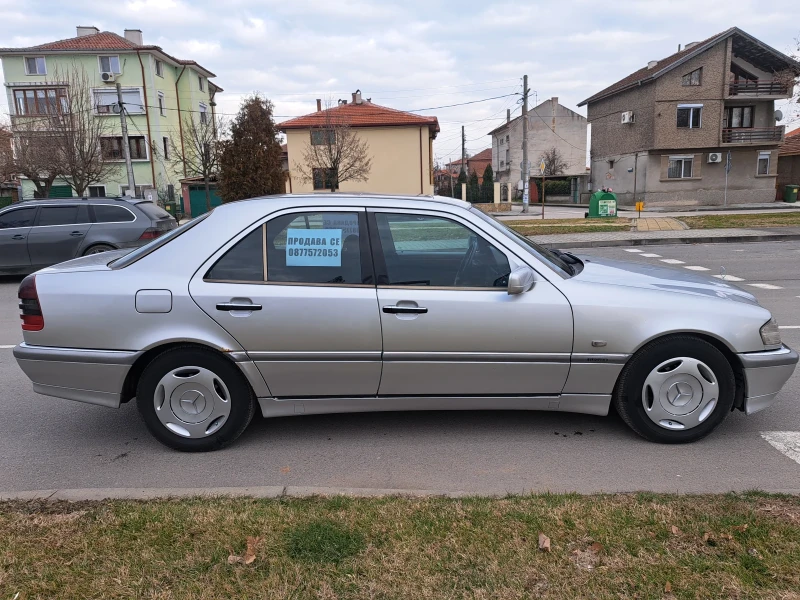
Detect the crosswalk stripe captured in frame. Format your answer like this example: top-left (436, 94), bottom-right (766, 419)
top-left (640, 253), bottom-right (661, 258)
top-left (684, 266), bottom-right (710, 271)
top-left (761, 432), bottom-right (800, 466)
top-left (660, 258), bottom-right (685, 264)
top-left (712, 275), bottom-right (745, 282)
top-left (0, 345), bottom-right (16, 349)
top-left (747, 283), bottom-right (783, 290)
top-left (624, 249), bottom-right (644, 253)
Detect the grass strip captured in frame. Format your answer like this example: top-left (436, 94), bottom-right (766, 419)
top-left (680, 212), bottom-right (800, 229)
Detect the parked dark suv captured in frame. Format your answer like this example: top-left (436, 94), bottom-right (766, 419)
top-left (0, 197), bottom-right (177, 274)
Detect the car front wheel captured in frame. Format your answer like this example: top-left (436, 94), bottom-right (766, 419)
top-left (137, 347), bottom-right (256, 451)
top-left (613, 336), bottom-right (736, 443)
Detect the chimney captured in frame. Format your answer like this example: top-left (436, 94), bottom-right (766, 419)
top-left (76, 26), bottom-right (99, 37)
top-left (352, 92), bottom-right (356, 103)
top-left (124, 29), bottom-right (143, 45)
top-left (507, 109), bottom-right (510, 123)
top-left (551, 96), bottom-right (558, 106)
top-left (354, 89), bottom-right (363, 104)
top-left (647, 60), bottom-right (658, 69)
top-left (316, 99), bottom-right (322, 112)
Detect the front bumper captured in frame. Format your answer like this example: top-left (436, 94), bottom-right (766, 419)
top-left (13, 343), bottom-right (140, 408)
top-left (737, 345), bottom-right (799, 415)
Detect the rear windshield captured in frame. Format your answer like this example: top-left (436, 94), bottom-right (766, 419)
top-left (110, 213), bottom-right (210, 269)
top-left (134, 201), bottom-right (173, 220)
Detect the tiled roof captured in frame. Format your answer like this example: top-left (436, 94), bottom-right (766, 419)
top-left (469, 148), bottom-right (492, 161)
top-left (278, 101), bottom-right (439, 132)
top-left (780, 128), bottom-right (800, 156)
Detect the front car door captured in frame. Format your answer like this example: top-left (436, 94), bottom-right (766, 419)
top-left (27, 203), bottom-right (92, 268)
top-left (0, 205), bottom-right (38, 272)
top-left (369, 208), bottom-right (573, 396)
top-left (189, 208), bottom-right (382, 398)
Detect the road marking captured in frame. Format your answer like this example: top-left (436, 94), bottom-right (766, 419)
top-left (660, 258), bottom-right (685, 264)
top-left (713, 275), bottom-right (745, 282)
top-left (761, 432), bottom-right (800, 466)
top-left (0, 345), bottom-right (16, 349)
top-left (624, 249), bottom-right (644, 253)
top-left (639, 253), bottom-right (661, 258)
top-left (747, 283), bottom-right (783, 290)
top-left (779, 326), bottom-right (800, 329)
top-left (684, 266), bottom-right (710, 271)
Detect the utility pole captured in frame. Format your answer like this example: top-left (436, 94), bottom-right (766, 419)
top-left (521, 74), bottom-right (530, 213)
top-left (116, 82), bottom-right (136, 197)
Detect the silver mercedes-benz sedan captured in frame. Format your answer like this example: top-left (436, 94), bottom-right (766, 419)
top-left (13, 195), bottom-right (798, 451)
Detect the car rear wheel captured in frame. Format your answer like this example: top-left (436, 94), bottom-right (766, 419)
top-left (83, 243), bottom-right (116, 256)
top-left (613, 336), bottom-right (736, 443)
top-left (136, 347), bottom-right (256, 451)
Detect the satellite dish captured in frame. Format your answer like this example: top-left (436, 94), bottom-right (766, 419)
top-left (774, 110), bottom-right (783, 121)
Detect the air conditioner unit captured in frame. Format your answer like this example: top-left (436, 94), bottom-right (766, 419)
top-left (101, 72), bottom-right (116, 83)
top-left (621, 111), bottom-right (635, 124)
top-left (707, 152), bottom-right (722, 163)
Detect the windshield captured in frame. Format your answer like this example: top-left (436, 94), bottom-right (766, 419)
top-left (470, 208), bottom-right (574, 276)
top-left (134, 201), bottom-right (173, 220)
top-left (110, 213), bottom-right (210, 269)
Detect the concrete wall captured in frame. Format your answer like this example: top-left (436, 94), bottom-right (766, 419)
top-left (587, 85), bottom-right (655, 158)
top-left (777, 155), bottom-right (800, 193)
top-left (286, 125), bottom-right (434, 195)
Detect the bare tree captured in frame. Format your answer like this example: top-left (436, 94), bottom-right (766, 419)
top-left (540, 146), bottom-right (569, 177)
top-left (49, 65), bottom-right (114, 197)
top-left (0, 126), bottom-right (15, 183)
top-left (7, 116), bottom-right (63, 198)
top-left (169, 112), bottom-right (225, 212)
top-left (294, 104), bottom-right (371, 192)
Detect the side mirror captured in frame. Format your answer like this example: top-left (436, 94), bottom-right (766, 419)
top-left (507, 266), bottom-right (536, 295)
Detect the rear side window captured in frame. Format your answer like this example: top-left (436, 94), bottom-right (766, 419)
top-left (93, 204), bottom-right (135, 223)
top-left (135, 202), bottom-right (172, 220)
top-left (0, 207), bottom-right (37, 229)
top-left (37, 204), bottom-right (89, 226)
top-left (206, 226), bottom-right (265, 282)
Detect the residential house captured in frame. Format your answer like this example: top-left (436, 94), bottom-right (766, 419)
top-left (446, 148), bottom-right (492, 182)
top-left (279, 93), bottom-right (439, 195)
top-left (578, 27), bottom-right (800, 206)
top-left (0, 26), bottom-right (221, 201)
top-left (777, 128), bottom-right (800, 198)
top-left (489, 98), bottom-right (587, 199)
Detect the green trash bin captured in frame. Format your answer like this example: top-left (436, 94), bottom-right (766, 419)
top-left (784, 185), bottom-right (799, 203)
top-left (588, 190), bottom-right (618, 218)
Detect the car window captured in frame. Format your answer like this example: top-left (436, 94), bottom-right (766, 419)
top-left (266, 211), bottom-right (369, 285)
top-left (37, 204), bottom-right (89, 226)
top-left (0, 207), bottom-right (37, 229)
top-left (373, 213), bottom-right (510, 288)
top-left (135, 201), bottom-right (172, 220)
top-left (93, 204), bottom-right (135, 223)
top-left (111, 213), bottom-right (210, 269)
top-left (206, 226), bottom-right (265, 282)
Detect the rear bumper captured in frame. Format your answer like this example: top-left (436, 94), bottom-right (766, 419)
top-left (737, 345), bottom-right (798, 415)
top-left (13, 343), bottom-right (140, 409)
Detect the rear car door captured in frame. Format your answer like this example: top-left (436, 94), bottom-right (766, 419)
top-left (27, 203), bottom-right (91, 268)
top-left (369, 209), bottom-right (573, 396)
top-left (189, 208), bottom-right (383, 398)
top-left (0, 205), bottom-right (38, 271)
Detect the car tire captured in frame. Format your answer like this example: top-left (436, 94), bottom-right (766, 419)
top-left (83, 243), bottom-right (116, 256)
top-left (613, 336), bottom-right (736, 444)
top-left (136, 346), bottom-right (256, 452)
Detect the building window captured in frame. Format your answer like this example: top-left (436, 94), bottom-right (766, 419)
top-left (98, 55), bottom-right (121, 74)
top-left (499, 161), bottom-right (505, 169)
top-left (94, 88), bottom-right (144, 114)
top-left (311, 130), bottom-right (336, 145)
top-left (158, 92), bottom-right (165, 116)
top-left (163, 136), bottom-right (170, 160)
top-left (198, 76), bottom-right (205, 91)
top-left (757, 151), bottom-right (770, 175)
top-left (682, 68), bottom-right (702, 86)
top-left (608, 159), bottom-right (615, 169)
top-left (24, 56), bottom-right (46, 75)
top-left (199, 103), bottom-right (208, 124)
top-left (155, 60), bottom-right (164, 77)
top-left (724, 106), bottom-right (753, 128)
top-left (668, 156), bottom-right (694, 179)
top-left (676, 105), bottom-right (702, 128)
top-left (14, 88), bottom-right (67, 115)
top-left (499, 137), bottom-right (505, 146)
top-left (101, 136), bottom-right (148, 160)
top-left (88, 185), bottom-right (106, 198)
top-left (312, 168), bottom-right (336, 190)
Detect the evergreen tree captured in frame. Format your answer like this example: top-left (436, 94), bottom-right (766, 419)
top-left (481, 164), bottom-right (494, 202)
top-left (468, 169), bottom-right (480, 203)
top-left (455, 169), bottom-right (467, 200)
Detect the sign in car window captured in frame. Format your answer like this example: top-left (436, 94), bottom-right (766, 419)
top-left (286, 229), bottom-right (342, 267)
top-left (323, 214), bottom-right (359, 237)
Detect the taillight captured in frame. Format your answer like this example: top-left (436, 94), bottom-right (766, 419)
top-left (18, 274), bottom-right (44, 331)
top-left (139, 228), bottom-right (163, 241)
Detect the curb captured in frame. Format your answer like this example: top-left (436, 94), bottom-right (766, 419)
top-left (541, 233), bottom-right (800, 249)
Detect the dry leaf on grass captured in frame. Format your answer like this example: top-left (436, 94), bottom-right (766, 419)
top-left (588, 542), bottom-right (603, 554)
top-left (664, 581), bottom-right (672, 593)
top-left (670, 525), bottom-right (682, 536)
top-left (228, 536), bottom-right (262, 565)
top-left (732, 524), bottom-right (749, 533)
top-left (538, 533), bottom-right (551, 552)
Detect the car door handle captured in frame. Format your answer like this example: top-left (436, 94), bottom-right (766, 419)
top-left (70, 231), bottom-right (84, 237)
top-left (11, 234), bottom-right (26, 240)
top-left (383, 305), bottom-right (428, 314)
top-left (216, 302), bottom-right (262, 312)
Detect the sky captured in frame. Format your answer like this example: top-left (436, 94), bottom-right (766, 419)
top-left (1, 0), bottom-right (798, 167)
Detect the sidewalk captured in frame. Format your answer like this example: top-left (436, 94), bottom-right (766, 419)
top-left (495, 202), bottom-right (800, 221)
top-left (534, 225), bottom-right (800, 249)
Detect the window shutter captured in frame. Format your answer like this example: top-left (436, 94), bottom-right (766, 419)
top-left (660, 155), bottom-right (670, 179)
top-left (693, 155), bottom-right (702, 178)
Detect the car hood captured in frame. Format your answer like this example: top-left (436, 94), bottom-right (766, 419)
top-left (37, 249), bottom-right (131, 274)
top-left (574, 255), bottom-right (759, 304)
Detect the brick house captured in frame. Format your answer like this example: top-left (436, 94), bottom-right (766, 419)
top-left (445, 148), bottom-right (492, 182)
top-left (777, 128), bottom-right (800, 198)
top-left (578, 27), bottom-right (800, 206)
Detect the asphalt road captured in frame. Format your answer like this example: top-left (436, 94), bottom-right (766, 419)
top-left (1, 241), bottom-right (799, 496)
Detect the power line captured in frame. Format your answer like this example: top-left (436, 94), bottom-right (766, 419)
top-left (406, 93), bottom-right (521, 113)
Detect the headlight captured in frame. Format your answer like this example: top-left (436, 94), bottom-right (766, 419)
top-left (760, 318), bottom-right (782, 347)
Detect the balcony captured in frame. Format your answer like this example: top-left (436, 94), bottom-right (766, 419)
top-left (722, 126), bottom-right (784, 144)
top-left (728, 79), bottom-right (792, 97)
